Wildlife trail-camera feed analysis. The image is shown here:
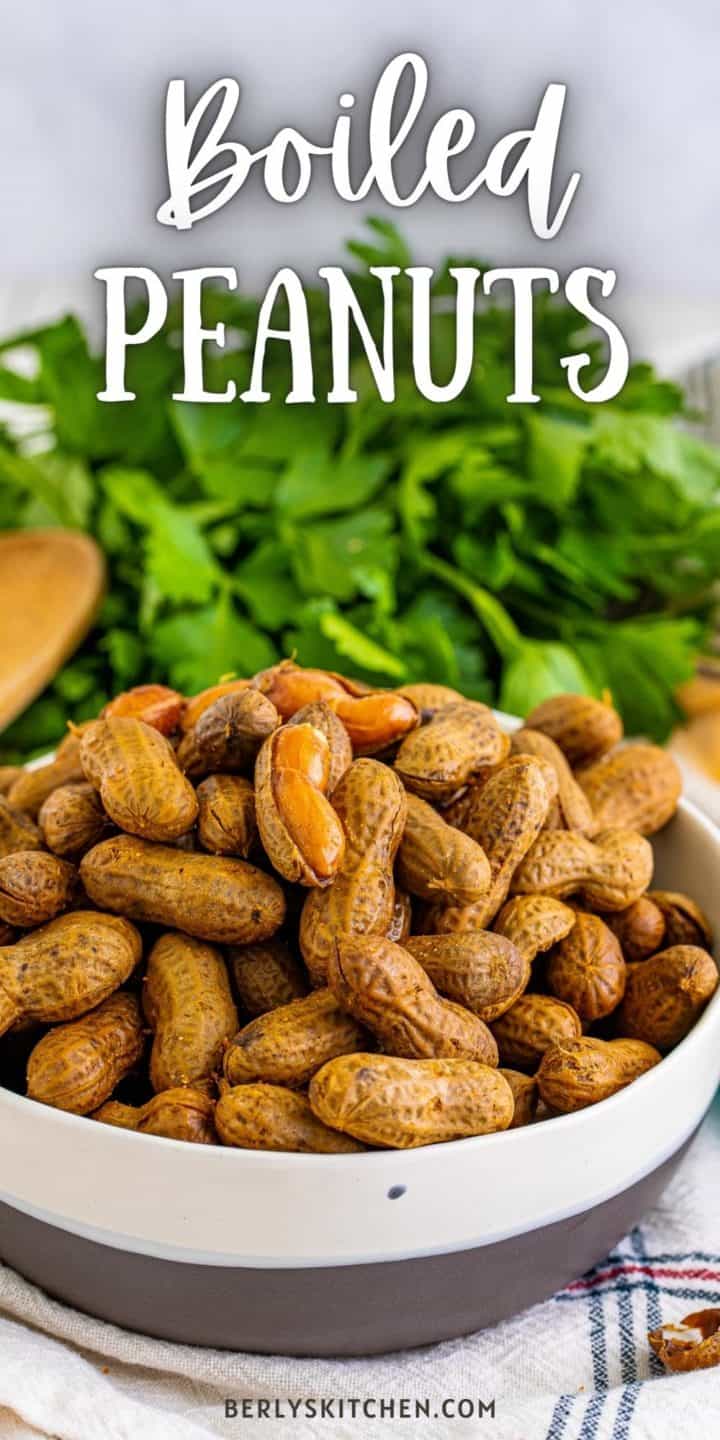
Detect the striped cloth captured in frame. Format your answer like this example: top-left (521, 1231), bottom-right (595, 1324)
top-left (0, 1099), bottom-right (719, 1439)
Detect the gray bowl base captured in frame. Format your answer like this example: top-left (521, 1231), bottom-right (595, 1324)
top-left (0, 1131), bottom-right (696, 1356)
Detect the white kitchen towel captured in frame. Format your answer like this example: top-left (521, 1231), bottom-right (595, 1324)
top-left (1, 1098), bottom-right (719, 1440)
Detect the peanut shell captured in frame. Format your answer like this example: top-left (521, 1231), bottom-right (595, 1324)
top-left (491, 993), bottom-right (582, 1070)
top-left (425, 755), bottom-right (554, 930)
top-left (196, 774), bottom-right (257, 857)
top-left (177, 689), bottom-right (279, 778)
top-left (80, 717), bottom-right (198, 842)
top-left (405, 932), bottom-right (527, 1022)
top-left (615, 945), bottom-right (719, 1050)
top-left (501, 1069), bottom-right (539, 1128)
top-left (524, 694), bottom-right (623, 766)
top-left (577, 743), bottom-right (682, 835)
top-left (394, 701), bottom-right (510, 802)
top-left (80, 836), bottom-right (286, 945)
top-left (396, 793), bottom-right (490, 905)
top-left (38, 782), bottom-right (112, 858)
top-left (7, 734), bottom-right (85, 817)
top-left (0, 910), bottom-right (141, 1035)
top-left (94, 1086), bottom-right (216, 1144)
top-left (606, 898), bottom-right (667, 962)
top-left (223, 988), bottom-right (367, 1088)
top-left (309, 1054), bottom-right (514, 1149)
top-left (27, 992), bottom-right (145, 1114)
top-left (545, 911), bottom-right (626, 1022)
top-left (328, 935), bottom-right (498, 1064)
top-left (537, 1036), bottom-right (661, 1113)
top-left (299, 759), bottom-right (406, 984)
top-left (216, 1084), bottom-right (364, 1152)
top-left (511, 828), bottom-right (654, 912)
top-left (0, 796), bottom-right (42, 859)
top-left (230, 940), bottom-right (309, 1016)
top-left (144, 932), bottom-right (238, 1090)
top-left (0, 851), bottom-right (79, 928)
top-left (254, 723), bottom-right (345, 886)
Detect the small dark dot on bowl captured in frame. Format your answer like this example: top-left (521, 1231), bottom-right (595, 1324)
top-left (387, 1184), bottom-right (406, 1200)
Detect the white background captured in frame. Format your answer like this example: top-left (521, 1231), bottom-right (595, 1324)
top-left (0, 0), bottom-right (719, 366)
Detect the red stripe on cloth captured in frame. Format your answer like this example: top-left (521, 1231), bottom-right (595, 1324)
top-left (565, 1262), bottom-right (720, 1292)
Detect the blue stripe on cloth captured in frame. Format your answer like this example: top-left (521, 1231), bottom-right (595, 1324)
top-left (610, 1231), bottom-right (645, 1439)
top-left (577, 1288), bottom-right (610, 1440)
top-left (632, 1226), bottom-right (664, 1379)
top-left (544, 1392), bottom-right (577, 1440)
top-left (612, 1380), bottom-right (642, 1439)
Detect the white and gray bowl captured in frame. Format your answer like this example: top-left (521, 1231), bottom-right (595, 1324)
top-left (0, 761), bottom-right (718, 1354)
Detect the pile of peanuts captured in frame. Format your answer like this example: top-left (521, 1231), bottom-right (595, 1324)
top-left (0, 664), bottom-right (716, 1151)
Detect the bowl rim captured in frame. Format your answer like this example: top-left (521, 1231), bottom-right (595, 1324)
top-left (1, 792), bottom-right (718, 1174)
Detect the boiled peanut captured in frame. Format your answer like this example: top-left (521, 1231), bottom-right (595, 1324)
top-left (94, 1086), bottom-right (216, 1144)
top-left (299, 759), bottom-right (406, 985)
top-left (328, 935), bottom-right (498, 1064)
top-left (196, 775), bottom-right (257, 857)
top-left (254, 723), bottom-right (345, 886)
top-left (501, 1069), bottom-right (539, 1128)
top-left (215, 1083), bottom-right (364, 1152)
top-left (524, 693), bottom-right (623, 766)
top-left (395, 682), bottom-right (465, 719)
top-left (253, 660), bottom-right (369, 711)
top-left (224, 988), bottom-right (367, 1088)
top-left (647, 891), bottom-right (714, 951)
top-left (0, 767), bottom-right (21, 795)
top-left (81, 836), bottom-right (285, 945)
top-left (387, 889), bottom-right (412, 943)
top-left (396, 793), bottom-right (490, 905)
top-left (615, 945), bottom-right (719, 1050)
top-left (545, 912), bottom-right (626, 1022)
top-left (0, 851), bottom-right (79, 928)
top-left (286, 701), bottom-right (352, 793)
top-left (649, 1309), bottom-right (720, 1373)
top-left (102, 684), bottom-right (184, 735)
top-left (0, 797), bottom-right (42, 859)
top-left (577, 743), bottom-right (682, 835)
top-left (7, 732), bottom-right (85, 817)
top-left (80, 717), bottom-right (198, 841)
top-left (38, 782), bottom-right (112, 858)
top-left (309, 1053), bottom-right (514, 1149)
top-left (511, 728), bottom-right (595, 834)
top-left (229, 940), bottom-right (309, 1016)
top-left (253, 662), bottom-right (417, 755)
top-left (394, 701), bottom-right (510, 802)
top-left (425, 756), bottom-right (554, 930)
top-left (511, 828), bottom-right (654, 911)
top-left (27, 992), bottom-right (145, 1114)
top-left (177, 689), bottom-right (279, 778)
top-left (537, 1036), bottom-right (661, 1113)
top-left (490, 994), bottom-right (582, 1070)
top-left (606, 897), bottom-right (667, 962)
top-left (182, 679), bottom-right (254, 733)
top-left (405, 933), bottom-right (527, 1022)
top-left (0, 911), bottom-right (141, 1035)
top-left (493, 895), bottom-right (576, 964)
top-left (144, 932), bottom-right (238, 1090)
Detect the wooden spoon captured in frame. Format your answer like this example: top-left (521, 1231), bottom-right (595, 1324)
top-left (0, 529), bottom-right (105, 733)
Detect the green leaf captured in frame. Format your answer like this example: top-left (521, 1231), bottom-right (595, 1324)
top-left (500, 640), bottom-right (592, 718)
top-left (318, 611), bottom-right (407, 679)
top-left (150, 594), bottom-right (277, 693)
top-left (290, 508), bottom-right (398, 602)
top-left (276, 449), bottom-right (389, 519)
top-left (234, 540), bottom-right (304, 629)
top-left (525, 413), bottom-right (589, 507)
